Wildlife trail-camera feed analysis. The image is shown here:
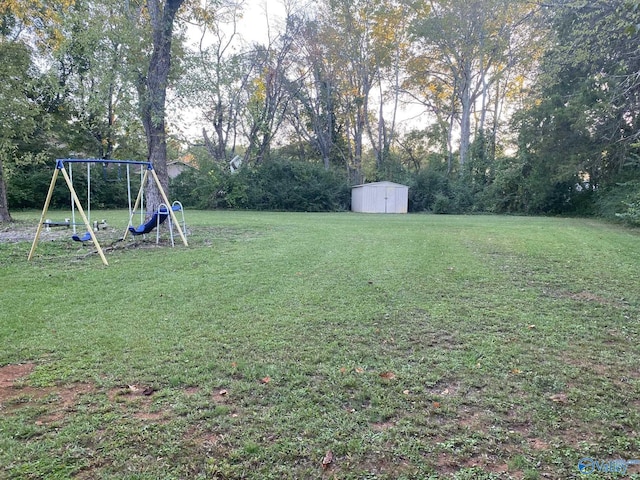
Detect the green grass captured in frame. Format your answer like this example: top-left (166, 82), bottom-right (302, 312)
top-left (1, 211), bottom-right (640, 479)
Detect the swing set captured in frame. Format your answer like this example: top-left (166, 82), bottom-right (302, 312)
top-left (28, 158), bottom-right (188, 266)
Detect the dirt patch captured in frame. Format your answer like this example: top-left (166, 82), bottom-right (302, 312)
top-left (0, 362), bottom-right (35, 388)
top-left (456, 406), bottom-right (489, 431)
top-left (371, 421), bottom-right (395, 431)
top-left (528, 438), bottom-right (549, 451)
top-left (561, 351), bottom-right (639, 386)
top-left (1, 362), bottom-right (95, 424)
top-left (543, 289), bottom-right (628, 307)
top-left (212, 388), bottom-right (229, 403)
top-left (2, 370), bottom-right (166, 425)
top-left (133, 411), bottom-right (166, 421)
top-left (424, 381), bottom-right (460, 397)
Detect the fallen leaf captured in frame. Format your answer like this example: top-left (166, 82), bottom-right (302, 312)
top-left (218, 389), bottom-right (228, 396)
top-left (440, 388), bottom-right (450, 395)
top-left (511, 368), bottom-right (522, 375)
top-left (339, 367), bottom-right (347, 374)
top-left (260, 376), bottom-right (271, 384)
top-left (355, 367), bottom-right (364, 374)
top-left (142, 386), bottom-right (155, 396)
top-left (528, 324), bottom-right (536, 329)
top-left (379, 371), bottom-right (396, 380)
top-left (433, 401), bottom-right (441, 409)
top-left (322, 450), bottom-right (334, 470)
top-left (231, 362), bottom-right (238, 368)
top-left (403, 389), bottom-right (410, 395)
top-left (127, 384), bottom-right (154, 396)
top-left (549, 393), bottom-right (568, 404)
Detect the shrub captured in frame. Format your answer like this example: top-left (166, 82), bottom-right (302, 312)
top-left (170, 159), bottom-right (350, 212)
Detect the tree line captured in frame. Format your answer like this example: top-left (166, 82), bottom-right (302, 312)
top-left (1, 0), bottom-right (640, 222)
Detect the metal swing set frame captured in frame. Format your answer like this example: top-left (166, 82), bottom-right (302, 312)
top-left (28, 159), bottom-right (188, 266)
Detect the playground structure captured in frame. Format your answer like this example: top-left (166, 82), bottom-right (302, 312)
top-left (28, 159), bottom-right (188, 266)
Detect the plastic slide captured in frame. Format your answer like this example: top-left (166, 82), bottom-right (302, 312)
top-left (128, 204), bottom-right (181, 236)
top-left (71, 232), bottom-right (93, 242)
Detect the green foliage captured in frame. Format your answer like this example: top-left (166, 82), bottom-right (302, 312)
top-left (615, 197), bottom-right (640, 226)
top-left (170, 159), bottom-right (350, 212)
top-left (594, 172), bottom-right (640, 225)
top-left (513, 0), bottom-right (640, 217)
top-left (8, 162), bottom-right (142, 210)
top-left (407, 165), bottom-right (450, 212)
top-left (246, 160), bottom-right (350, 211)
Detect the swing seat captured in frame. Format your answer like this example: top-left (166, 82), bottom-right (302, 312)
top-left (71, 232), bottom-right (93, 242)
top-left (128, 204), bottom-right (180, 236)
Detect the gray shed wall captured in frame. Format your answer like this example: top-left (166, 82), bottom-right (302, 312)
top-left (351, 182), bottom-right (408, 213)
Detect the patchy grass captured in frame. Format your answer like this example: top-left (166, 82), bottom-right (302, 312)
top-left (1, 211), bottom-right (640, 479)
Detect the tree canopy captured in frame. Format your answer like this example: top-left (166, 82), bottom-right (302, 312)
top-left (2, 0), bottom-right (640, 221)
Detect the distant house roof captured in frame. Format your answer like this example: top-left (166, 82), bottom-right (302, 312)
top-left (167, 160), bottom-right (197, 179)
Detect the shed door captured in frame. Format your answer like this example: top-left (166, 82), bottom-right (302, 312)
top-left (384, 186), bottom-right (396, 213)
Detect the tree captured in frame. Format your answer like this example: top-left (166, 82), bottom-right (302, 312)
top-left (137, 0), bottom-right (187, 210)
top-left (363, 0), bottom-right (410, 173)
top-left (0, 42), bottom-right (38, 221)
top-left (408, 0), bottom-right (537, 171)
top-left (0, 0), bottom-right (73, 222)
top-left (514, 0), bottom-right (640, 214)
top-left (286, 15), bottom-right (343, 170)
top-left (181, 1), bottom-right (246, 164)
top-left (318, 0), bottom-right (379, 183)
top-left (51, 1), bottom-right (143, 160)
top-left (242, 14), bottom-right (301, 166)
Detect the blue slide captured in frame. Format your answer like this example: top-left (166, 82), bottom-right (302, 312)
top-left (128, 204), bottom-right (181, 236)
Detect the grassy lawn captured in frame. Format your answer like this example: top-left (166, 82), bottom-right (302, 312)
top-left (1, 211), bottom-right (639, 479)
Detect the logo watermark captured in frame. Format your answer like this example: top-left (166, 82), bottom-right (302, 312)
top-left (578, 457), bottom-right (640, 475)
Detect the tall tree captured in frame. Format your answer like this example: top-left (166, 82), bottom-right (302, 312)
top-left (408, 0), bottom-right (536, 171)
top-left (514, 0), bottom-right (640, 212)
top-left (53, 1), bottom-right (143, 159)
top-left (364, 0), bottom-right (410, 173)
top-left (0, 41), bottom-right (37, 222)
top-left (285, 15), bottom-right (342, 170)
top-left (187, 2), bottom-right (246, 164)
top-left (242, 13), bottom-right (302, 165)
top-left (138, 0), bottom-right (186, 210)
top-left (320, 0), bottom-right (379, 183)
top-left (0, 0), bottom-right (73, 222)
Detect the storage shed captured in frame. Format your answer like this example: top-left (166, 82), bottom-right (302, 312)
top-left (351, 181), bottom-right (409, 213)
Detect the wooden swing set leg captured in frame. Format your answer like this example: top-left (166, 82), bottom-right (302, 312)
top-left (59, 168), bottom-right (108, 266)
top-left (149, 168), bottom-right (188, 247)
top-left (28, 166), bottom-right (109, 266)
top-left (28, 169), bottom-right (59, 262)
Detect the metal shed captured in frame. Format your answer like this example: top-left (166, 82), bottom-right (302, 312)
top-left (351, 181), bottom-right (409, 213)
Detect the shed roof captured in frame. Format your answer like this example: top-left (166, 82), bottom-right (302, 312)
top-left (352, 181), bottom-right (408, 188)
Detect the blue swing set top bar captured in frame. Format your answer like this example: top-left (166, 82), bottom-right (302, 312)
top-left (55, 158), bottom-right (154, 170)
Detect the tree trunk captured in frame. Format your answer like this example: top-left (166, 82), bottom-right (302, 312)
top-left (140, 0), bottom-right (185, 212)
top-left (459, 79), bottom-right (472, 170)
top-left (0, 158), bottom-right (12, 222)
